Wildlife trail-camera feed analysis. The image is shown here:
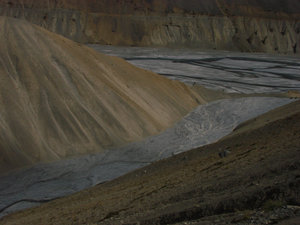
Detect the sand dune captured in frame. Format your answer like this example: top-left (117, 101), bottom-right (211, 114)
top-left (0, 16), bottom-right (204, 174)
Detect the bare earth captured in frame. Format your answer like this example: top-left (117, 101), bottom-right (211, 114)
top-left (2, 100), bottom-right (299, 225)
top-left (0, 16), bottom-right (204, 174)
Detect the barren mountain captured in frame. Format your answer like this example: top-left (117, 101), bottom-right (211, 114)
top-left (1, 100), bottom-right (299, 225)
top-left (0, 16), bottom-right (203, 174)
top-left (0, 0), bottom-right (299, 53)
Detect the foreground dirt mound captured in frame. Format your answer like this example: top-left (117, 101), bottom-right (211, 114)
top-left (0, 16), bottom-right (203, 174)
top-left (0, 0), bottom-right (299, 53)
top-left (2, 100), bottom-right (299, 225)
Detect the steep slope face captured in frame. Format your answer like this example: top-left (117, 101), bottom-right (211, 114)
top-left (0, 0), bottom-right (299, 53)
top-left (1, 0), bottom-right (300, 18)
top-left (0, 16), bottom-right (203, 174)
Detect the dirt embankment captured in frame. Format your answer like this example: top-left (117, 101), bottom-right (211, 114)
top-left (2, 100), bottom-right (299, 225)
top-left (0, 16), bottom-right (204, 174)
top-left (0, 0), bottom-right (299, 53)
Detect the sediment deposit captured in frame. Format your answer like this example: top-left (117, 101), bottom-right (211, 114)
top-left (0, 16), bottom-right (203, 174)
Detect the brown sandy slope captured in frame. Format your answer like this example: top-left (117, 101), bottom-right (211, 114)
top-left (0, 16), bottom-right (204, 174)
top-left (2, 100), bottom-right (299, 225)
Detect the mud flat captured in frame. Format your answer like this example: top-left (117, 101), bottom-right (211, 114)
top-left (91, 45), bottom-right (300, 94)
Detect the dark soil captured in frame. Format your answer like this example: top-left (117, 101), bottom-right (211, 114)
top-left (1, 101), bottom-right (300, 225)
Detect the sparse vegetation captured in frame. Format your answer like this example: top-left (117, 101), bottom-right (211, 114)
top-left (262, 200), bottom-right (286, 211)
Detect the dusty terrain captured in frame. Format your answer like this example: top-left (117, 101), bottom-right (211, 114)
top-left (0, 16), bottom-right (204, 174)
top-left (0, 0), bottom-right (299, 53)
top-left (2, 100), bottom-right (299, 225)
top-left (0, 97), bottom-right (291, 219)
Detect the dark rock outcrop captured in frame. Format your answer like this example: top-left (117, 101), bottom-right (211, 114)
top-left (0, 0), bottom-right (299, 53)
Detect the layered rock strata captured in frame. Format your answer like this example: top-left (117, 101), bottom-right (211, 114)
top-left (0, 0), bottom-right (299, 53)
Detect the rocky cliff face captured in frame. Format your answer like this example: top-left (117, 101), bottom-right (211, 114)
top-left (0, 0), bottom-right (299, 53)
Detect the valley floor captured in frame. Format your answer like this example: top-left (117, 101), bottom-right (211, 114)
top-left (91, 45), bottom-right (300, 94)
top-left (2, 100), bottom-right (299, 225)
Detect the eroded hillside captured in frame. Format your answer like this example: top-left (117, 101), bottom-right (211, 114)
top-left (0, 0), bottom-right (299, 53)
top-left (0, 16), bottom-right (203, 174)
